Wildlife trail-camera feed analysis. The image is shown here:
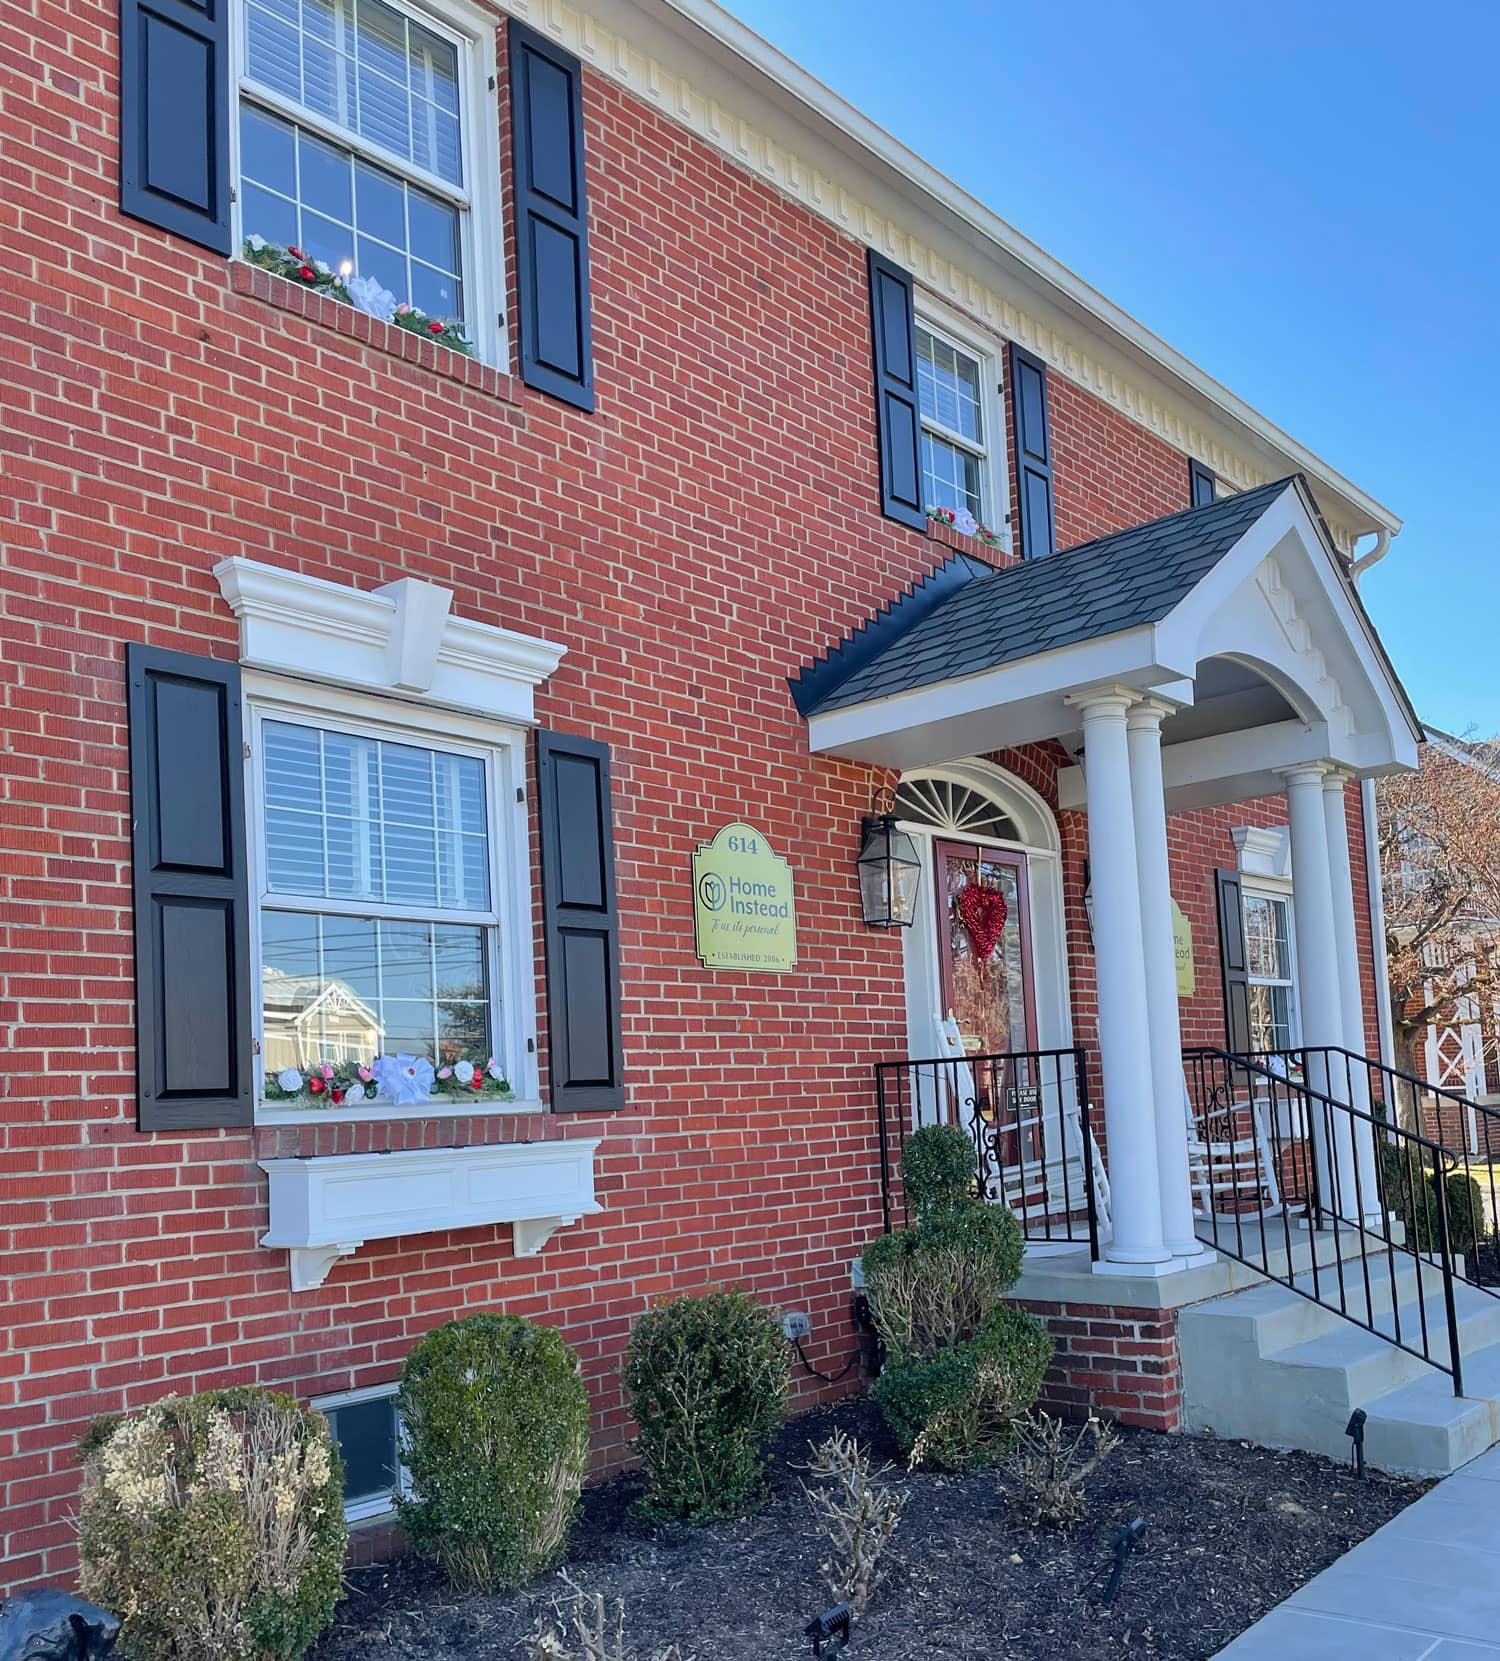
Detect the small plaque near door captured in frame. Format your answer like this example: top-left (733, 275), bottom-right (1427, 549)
top-left (692, 822), bottom-right (798, 972)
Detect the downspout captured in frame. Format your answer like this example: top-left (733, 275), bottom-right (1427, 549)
top-left (1350, 527), bottom-right (1392, 586)
top-left (1362, 776), bottom-right (1396, 1069)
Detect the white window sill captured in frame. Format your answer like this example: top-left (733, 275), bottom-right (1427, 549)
top-left (257, 1097), bottom-right (543, 1127)
top-left (260, 1137), bottom-right (603, 1290)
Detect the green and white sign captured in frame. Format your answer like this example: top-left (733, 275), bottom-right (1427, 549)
top-left (692, 821), bottom-right (798, 972)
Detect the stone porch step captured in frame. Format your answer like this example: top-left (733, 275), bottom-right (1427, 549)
top-left (1181, 1248), bottom-right (1500, 1475)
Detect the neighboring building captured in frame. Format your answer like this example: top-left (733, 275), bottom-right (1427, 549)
top-left (1379, 726), bottom-right (1500, 1143)
top-left (0, 0), bottom-right (1425, 1588)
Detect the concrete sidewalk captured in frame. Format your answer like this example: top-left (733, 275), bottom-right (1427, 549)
top-left (1214, 1446), bottom-right (1500, 1657)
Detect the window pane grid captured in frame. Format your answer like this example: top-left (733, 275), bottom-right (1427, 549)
top-left (240, 101), bottom-right (465, 322)
top-left (915, 324), bottom-right (987, 518)
top-left (1244, 892), bottom-right (1296, 1053)
top-left (243, 0), bottom-right (462, 186)
top-left (261, 909), bottom-right (492, 1066)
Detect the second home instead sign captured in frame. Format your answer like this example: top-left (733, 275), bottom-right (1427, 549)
top-left (692, 822), bottom-right (798, 972)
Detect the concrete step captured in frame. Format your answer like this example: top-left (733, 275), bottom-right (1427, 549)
top-left (1180, 1248), bottom-right (1500, 1476)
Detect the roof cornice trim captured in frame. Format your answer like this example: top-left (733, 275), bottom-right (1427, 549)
top-left (502, 0), bottom-right (1400, 551)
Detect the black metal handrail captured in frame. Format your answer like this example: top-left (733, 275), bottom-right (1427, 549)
top-left (1187, 1044), bottom-right (1494, 1397)
top-left (875, 1045), bottom-right (1098, 1259)
top-left (1257, 1044), bottom-right (1500, 1265)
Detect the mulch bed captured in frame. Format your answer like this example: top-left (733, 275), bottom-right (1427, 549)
top-left (310, 1399), bottom-right (1426, 1661)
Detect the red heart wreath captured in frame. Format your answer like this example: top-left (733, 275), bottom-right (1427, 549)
top-left (957, 883), bottom-right (1008, 963)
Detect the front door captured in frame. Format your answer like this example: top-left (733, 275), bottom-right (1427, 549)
top-left (934, 839), bottom-right (1038, 1057)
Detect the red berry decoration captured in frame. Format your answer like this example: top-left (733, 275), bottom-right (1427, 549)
top-left (329, 1086), bottom-right (345, 1105)
top-left (469, 1072), bottom-right (483, 1090)
top-left (956, 882), bottom-right (1008, 963)
top-left (428, 320), bottom-right (444, 334)
top-left (308, 1075), bottom-right (325, 1094)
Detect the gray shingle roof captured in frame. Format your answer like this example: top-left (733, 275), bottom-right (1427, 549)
top-left (803, 479), bottom-right (1295, 716)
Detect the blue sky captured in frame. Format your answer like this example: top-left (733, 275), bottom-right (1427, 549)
top-left (720, 0), bottom-right (1499, 734)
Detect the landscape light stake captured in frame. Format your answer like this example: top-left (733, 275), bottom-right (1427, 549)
top-left (1099, 1517), bottom-right (1147, 1607)
top-left (1346, 1407), bottom-right (1367, 1480)
top-left (805, 1603), bottom-right (852, 1656)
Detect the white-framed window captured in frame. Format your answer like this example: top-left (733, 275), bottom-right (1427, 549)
top-left (1243, 886), bottom-right (1298, 1053)
top-left (313, 1383), bottom-right (407, 1521)
top-left (914, 318), bottom-right (1003, 527)
top-left (231, 0), bottom-right (502, 358)
top-left (246, 677), bottom-right (538, 1116)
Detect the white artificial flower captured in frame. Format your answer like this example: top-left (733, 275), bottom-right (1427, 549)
top-left (276, 1067), bottom-right (304, 1093)
top-left (347, 273), bottom-right (400, 323)
top-left (487, 1060), bottom-right (504, 1082)
top-left (454, 1060), bottom-right (475, 1083)
top-left (246, 233), bottom-right (268, 252)
top-left (314, 258), bottom-right (331, 276)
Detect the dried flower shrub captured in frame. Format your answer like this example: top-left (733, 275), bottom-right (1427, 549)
top-left (523, 1580), bottom-right (693, 1661)
top-left (77, 1387), bottom-right (345, 1661)
top-left (1000, 1411), bottom-right (1119, 1528)
top-left (800, 1430), bottom-right (906, 1620)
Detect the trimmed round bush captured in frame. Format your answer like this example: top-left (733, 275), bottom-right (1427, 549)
top-left (396, 1313), bottom-right (590, 1592)
top-left (1381, 1144), bottom-right (1485, 1255)
top-left (901, 1123), bottom-right (977, 1218)
top-left (873, 1305), bottom-right (1053, 1469)
top-left (624, 1288), bottom-right (789, 1521)
top-left (77, 1386), bottom-right (345, 1661)
top-left (862, 1200), bottom-right (1024, 1358)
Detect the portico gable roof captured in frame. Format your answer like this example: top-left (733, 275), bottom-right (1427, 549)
top-left (794, 479), bottom-right (1421, 806)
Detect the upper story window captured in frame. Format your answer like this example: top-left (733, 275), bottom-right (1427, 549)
top-left (916, 323), bottom-right (989, 521)
top-left (235, 0), bottom-right (498, 352)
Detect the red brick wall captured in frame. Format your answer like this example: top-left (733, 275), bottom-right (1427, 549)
top-left (0, 0), bottom-right (1389, 1595)
top-left (1018, 1297), bottom-right (1183, 1431)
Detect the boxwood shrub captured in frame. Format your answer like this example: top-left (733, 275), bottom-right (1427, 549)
top-left (396, 1313), bottom-right (590, 1592)
top-left (624, 1288), bottom-right (788, 1521)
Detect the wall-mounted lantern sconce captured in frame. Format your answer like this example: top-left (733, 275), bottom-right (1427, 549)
top-left (857, 787), bottom-right (921, 928)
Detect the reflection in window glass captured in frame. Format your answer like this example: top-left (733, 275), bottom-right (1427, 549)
top-left (1243, 891), bottom-right (1296, 1053)
top-left (915, 324), bottom-right (986, 519)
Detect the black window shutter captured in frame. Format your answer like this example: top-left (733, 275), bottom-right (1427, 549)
top-left (1009, 344), bottom-right (1056, 558)
top-left (509, 20), bottom-right (595, 412)
top-left (1189, 459), bottom-right (1217, 507)
top-left (118, 0), bottom-right (231, 254)
top-left (127, 644), bottom-right (252, 1130)
top-left (536, 731), bottom-right (624, 1111)
top-left (1214, 869), bottom-right (1252, 1055)
top-left (866, 250), bottom-right (926, 531)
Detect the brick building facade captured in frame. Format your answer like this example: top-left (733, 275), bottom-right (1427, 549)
top-left (0, 0), bottom-right (1418, 1590)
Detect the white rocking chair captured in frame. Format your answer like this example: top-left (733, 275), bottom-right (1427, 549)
top-left (1183, 1070), bottom-right (1282, 1222)
top-left (933, 1016), bottom-right (1111, 1238)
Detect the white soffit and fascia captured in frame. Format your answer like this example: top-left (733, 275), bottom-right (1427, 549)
top-left (504, 0), bottom-right (1401, 555)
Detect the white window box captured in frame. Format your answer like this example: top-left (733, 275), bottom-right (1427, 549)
top-left (260, 1139), bottom-right (603, 1290)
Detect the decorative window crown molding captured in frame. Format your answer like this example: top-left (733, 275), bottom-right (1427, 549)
top-left (1233, 824), bottom-right (1291, 881)
top-left (214, 556), bottom-right (566, 724)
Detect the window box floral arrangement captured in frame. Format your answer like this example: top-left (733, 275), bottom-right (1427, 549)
top-left (264, 1054), bottom-right (514, 1109)
top-left (926, 504), bottom-right (1009, 551)
top-left (241, 235), bottom-right (475, 357)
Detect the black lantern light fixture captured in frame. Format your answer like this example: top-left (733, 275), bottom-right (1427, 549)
top-left (857, 786), bottom-right (922, 928)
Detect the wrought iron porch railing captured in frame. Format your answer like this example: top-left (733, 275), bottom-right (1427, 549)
top-left (1186, 1045), bottom-right (1500, 1397)
top-left (1256, 1044), bottom-right (1500, 1278)
top-left (875, 1045), bottom-right (1099, 1259)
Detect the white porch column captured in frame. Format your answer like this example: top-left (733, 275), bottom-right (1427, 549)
top-left (1281, 763), bottom-right (1358, 1220)
top-left (1068, 689), bottom-right (1171, 1269)
top-left (1127, 698), bottom-right (1201, 1258)
top-left (1322, 768), bottom-right (1382, 1222)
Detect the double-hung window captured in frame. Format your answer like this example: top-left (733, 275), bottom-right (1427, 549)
top-left (253, 709), bottom-right (509, 1096)
top-left (915, 323), bottom-right (991, 523)
top-left (235, 0), bottom-right (496, 347)
top-left (1242, 888), bottom-right (1297, 1053)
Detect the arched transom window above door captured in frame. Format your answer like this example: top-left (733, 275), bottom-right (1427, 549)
top-left (895, 774), bottom-right (1018, 843)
